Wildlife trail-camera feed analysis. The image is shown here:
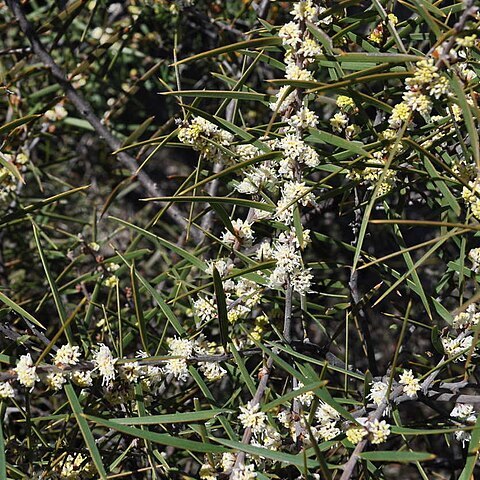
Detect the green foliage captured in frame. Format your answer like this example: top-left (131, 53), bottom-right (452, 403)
top-left (1, 0), bottom-right (480, 479)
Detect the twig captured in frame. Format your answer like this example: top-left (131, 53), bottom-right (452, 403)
top-left (434, 0), bottom-right (477, 68)
top-left (5, 0), bottom-right (193, 236)
top-left (349, 188), bottom-right (378, 376)
top-left (339, 398), bottom-right (389, 480)
top-left (228, 356), bottom-right (274, 477)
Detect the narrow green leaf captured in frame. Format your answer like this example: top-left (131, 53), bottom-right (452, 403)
top-left (213, 437), bottom-right (320, 468)
top-left (316, 52), bottom-right (423, 63)
top-left (307, 128), bottom-right (371, 158)
top-left (210, 202), bottom-right (235, 234)
top-left (161, 90), bottom-right (271, 103)
top-left (65, 385), bottom-right (108, 479)
top-left (359, 451), bottom-right (435, 462)
top-left (171, 37), bottom-right (282, 66)
top-left (110, 409), bottom-right (230, 425)
top-left (0, 114), bottom-right (41, 136)
top-left (450, 74), bottom-right (480, 169)
top-left (121, 116), bottom-right (155, 148)
top-left (213, 267), bottom-right (230, 350)
top-left (0, 185), bottom-right (89, 226)
top-left (142, 196), bottom-right (275, 212)
top-left (110, 216), bottom-right (207, 271)
top-left (85, 414), bottom-right (227, 453)
top-left (32, 224), bottom-right (72, 343)
top-left (0, 289), bottom-right (45, 330)
top-left (130, 263), bottom-right (149, 353)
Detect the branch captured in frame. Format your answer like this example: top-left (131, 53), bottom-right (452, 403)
top-left (339, 398), bottom-right (389, 480)
top-left (228, 356), bottom-right (274, 478)
top-left (434, 0), bottom-right (477, 67)
top-left (5, 0), bottom-right (193, 236)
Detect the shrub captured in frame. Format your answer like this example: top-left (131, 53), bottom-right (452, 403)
top-left (1, 0), bottom-right (480, 479)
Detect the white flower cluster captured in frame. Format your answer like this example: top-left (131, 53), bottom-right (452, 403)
top-left (57, 453), bottom-right (95, 479)
top-left (192, 270), bottom-right (263, 327)
top-left (462, 180), bottom-right (480, 219)
top-left (14, 353), bottom-right (39, 389)
top-left (453, 303), bottom-right (480, 329)
top-left (451, 403), bottom-right (476, 446)
top-left (268, 230), bottom-right (313, 295)
top-left (315, 401), bottom-right (341, 441)
top-left (348, 149), bottom-right (397, 196)
top-left (164, 337), bottom-right (195, 381)
top-left (274, 135), bottom-right (320, 175)
top-left (177, 116), bottom-right (234, 163)
top-left (367, 380), bottom-right (388, 406)
top-left (279, 385), bottom-right (343, 443)
top-left (442, 303), bottom-right (480, 361)
top-left (238, 400), bottom-right (283, 458)
top-left (398, 369), bottom-right (421, 397)
top-left (93, 343), bottom-right (118, 387)
top-left (469, 247), bottom-right (480, 273)
top-left (346, 418), bottom-right (391, 445)
top-left (388, 59), bottom-right (450, 130)
top-left (2, 339), bottom-right (222, 401)
top-left (196, 342), bottom-right (227, 381)
top-left (239, 401), bottom-right (267, 435)
top-left (222, 219), bottom-right (255, 246)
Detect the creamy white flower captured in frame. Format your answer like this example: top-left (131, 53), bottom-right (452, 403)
top-left (290, 268), bottom-right (314, 294)
top-left (193, 296), bottom-right (217, 322)
top-left (367, 419), bottom-right (390, 444)
top-left (453, 304), bottom-right (480, 330)
top-left (292, 0), bottom-right (319, 22)
top-left (442, 334), bottom-right (475, 361)
top-left (199, 462), bottom-right (217, 480)
top-left (367, 381), bottom-right (388, 406)
top-left (93, 344), bottom-right (117, 386)
top-left (164, 337), bottom-right (194, 381)
top-left (279, 21), bottom-right (302, 47)
top-left (402, 90), bottom-right (432, 116)
top-left (58, 453), bottom-right (93, 479)
top-left (318, 421), bottom-right (341, 441)
top-left (0, 382), bottom-right (14, 399)
top-left (287, 106), bottom-right (319, 129)
top-left (177, 116), bottom-right (234, 162)
top-left (398, 369), bottom-right (421, 397)
top-left (72, 370), bottom-right (93, 388)
top-left (294, 381), bottom-right (315, 406)
top-left (316, 401), bottom-right (340, 423)
top-left (469, 248), bottom-right (480, 274)
top-left (298, 37), bottom-right (322, 60)
top-left (239, 401), bottom-right (267, 434)
top-left (235, 165), bottom-right (277, 195)
top-left (46, 372), bottom-right (67, 391)
top-left (222, 219), bottom-right (254, 246)
top-left (53, 344), bottom-right (81, 366)
top-left (14, 353), bottom-right (39, 389)
top-left (285, 64), bottom-right (313, 81)
top-left (330, 112), bottom-right (348, 132)
top-left (231, 463), bottom-right (256, 480)
top-left (451, 403), bottom-right (476, 423)
top-left (275, 181), bottom-right (315, 224)
top-left (277, 138), bottom-right (319, 175)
